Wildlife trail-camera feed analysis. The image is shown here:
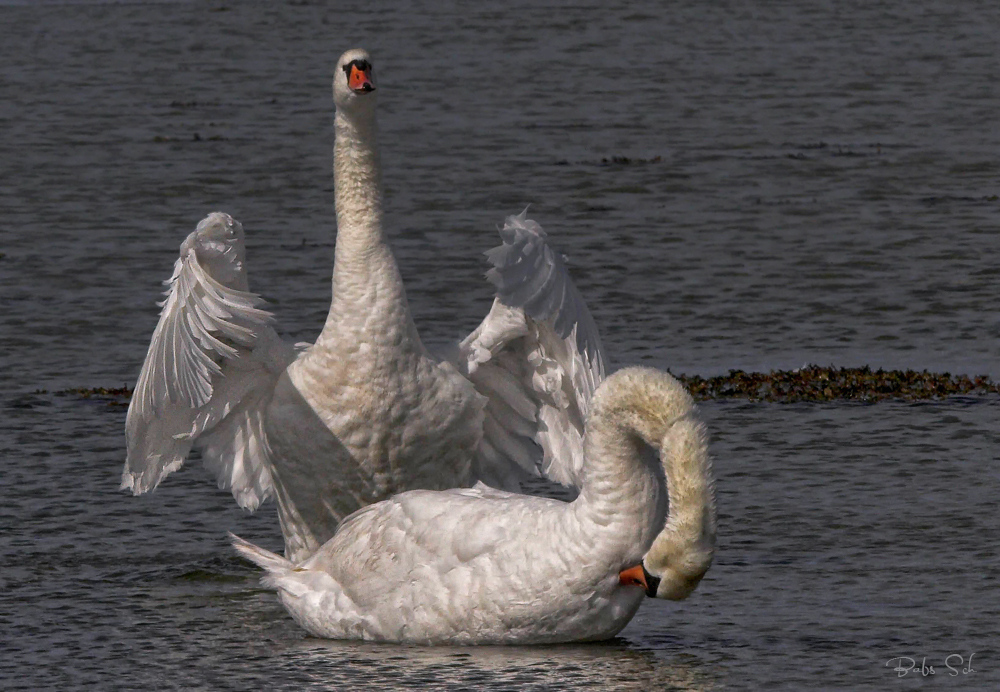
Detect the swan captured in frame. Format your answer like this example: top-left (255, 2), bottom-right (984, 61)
top-left (231, 367), bottom-right (717, 644)
top-left (121, 49), bottom-right (605, 562)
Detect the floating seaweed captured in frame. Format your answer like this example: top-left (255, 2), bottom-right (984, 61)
top-left (598, 155), bottom-right (662, 166)
top-left (675, 365), bottom-right (998, 403)
top-left (54, 385), bottom-right (132, 408)
top-left (59, 365), bottom-right (999, 406)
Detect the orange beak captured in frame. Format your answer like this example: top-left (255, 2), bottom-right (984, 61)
top-left (619, 564), bottom-right (648, 590)
top-left (348, 64), bottom-right (374, 93)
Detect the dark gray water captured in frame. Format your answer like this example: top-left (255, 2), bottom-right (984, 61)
top-left (2, 1), bottom-right (998, 689)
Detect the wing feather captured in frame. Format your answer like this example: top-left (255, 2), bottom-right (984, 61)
top-left (456, 212), bottom-right (607, 490)
top-left (122, 213), bottom-right (294, 509)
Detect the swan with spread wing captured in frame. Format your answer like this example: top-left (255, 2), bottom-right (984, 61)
top-left (122, 49), bottom-right (604, 562)
top-left (232, 367), bottom-right (717, 644)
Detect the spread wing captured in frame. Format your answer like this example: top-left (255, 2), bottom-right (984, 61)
top-left (454, 211), bottom-right (606, 490)
top-left (122, 213), bottom-right (296, 510)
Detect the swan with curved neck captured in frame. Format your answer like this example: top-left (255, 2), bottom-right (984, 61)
top-left (232, 367), bottom-right (716, 644)
top-left (122, 48), bottom-right (608, 564)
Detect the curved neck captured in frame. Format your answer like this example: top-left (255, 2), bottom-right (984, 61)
top-left (573, 369), bottom-right (714, 569)
top-left (646, 413), bottom-right (715, 574)
top-left (315, 106), bottom-right (419, 349)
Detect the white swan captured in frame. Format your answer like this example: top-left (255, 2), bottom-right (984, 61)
top-left (232, 367), bottom-right (717, 644)
top-left (121, 49), bottom-right (605, 562)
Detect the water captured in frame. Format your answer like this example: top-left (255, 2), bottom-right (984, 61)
top-left (2, 0), bottom-right (998, 689)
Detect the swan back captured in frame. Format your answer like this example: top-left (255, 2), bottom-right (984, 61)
top-left (235, 485), bottom-right (643, 644)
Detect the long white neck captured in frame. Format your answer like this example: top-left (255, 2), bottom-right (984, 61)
top-left (315, 106), bottom-right (419, 348)
top-left (573, 368), bottom-right (715, 576)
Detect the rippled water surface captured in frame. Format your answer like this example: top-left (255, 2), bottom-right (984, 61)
top-left (2, 0), bottom-right (999, 689)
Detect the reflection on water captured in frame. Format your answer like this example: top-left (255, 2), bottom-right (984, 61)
top-left (275, 638), bottom-right (717, 691)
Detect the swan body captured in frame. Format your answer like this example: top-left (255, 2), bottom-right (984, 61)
top-left (233, 367), bottom-right (716, 645)
top-left (122, 49), bottom-right (605, 562)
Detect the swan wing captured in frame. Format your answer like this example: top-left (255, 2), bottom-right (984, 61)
top-left (456, 212), bottom-right (606, 490)
top-left (122, 213), bottom-right (295, 510)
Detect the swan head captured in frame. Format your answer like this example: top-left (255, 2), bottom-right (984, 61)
top-left (334, 48), bottom-right (376, 113)
top-left (619, 539), bottom-right (713, 600)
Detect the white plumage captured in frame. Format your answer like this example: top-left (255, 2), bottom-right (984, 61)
top-left (232, 367), bottom-right (717, 644)
top-left (123, 212), bottom-right (291, 510)
top-left (122, 49), bottom-right (605, 562)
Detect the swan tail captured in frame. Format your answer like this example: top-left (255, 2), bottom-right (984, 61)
top-left (231, 533), bottom-right (334, 602)
top-left (230, 533), bottom-right (295, 584)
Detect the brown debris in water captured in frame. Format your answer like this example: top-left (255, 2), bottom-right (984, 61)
top-left (676, 365), bottom-right (998, 403)
top-left (53, 385), bottom-right (132, 407)
top-left (58, 366), bottom-right (998, 406)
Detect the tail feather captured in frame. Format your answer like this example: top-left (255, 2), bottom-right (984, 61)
top-left (230, 532), bottom-right (293, 575)
top-left (231, 533), bottom-right (330, 600)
